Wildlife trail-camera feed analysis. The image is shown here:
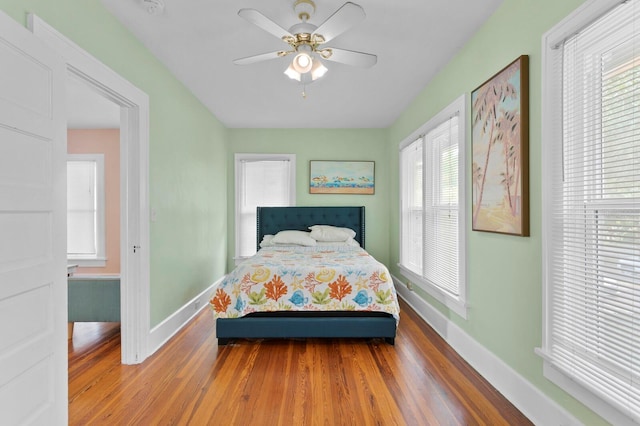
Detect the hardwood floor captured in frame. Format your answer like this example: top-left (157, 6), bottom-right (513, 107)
top-left (68, 299), bottom-right (532, 425)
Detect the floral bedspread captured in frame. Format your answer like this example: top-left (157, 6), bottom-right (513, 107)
top-left (209, 245), bottom-right (400, 323)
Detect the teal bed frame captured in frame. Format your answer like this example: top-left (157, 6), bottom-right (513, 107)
top-left (216, 206), bottom-right (397, 345)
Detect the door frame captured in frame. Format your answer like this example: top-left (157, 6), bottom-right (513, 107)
top-left (28, 15), bottom-right (150, 364)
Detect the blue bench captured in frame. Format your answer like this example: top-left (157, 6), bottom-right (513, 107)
top-left (68, 276), bottom-right (120, 338)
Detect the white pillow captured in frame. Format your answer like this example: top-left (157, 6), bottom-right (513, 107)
top-left (308, 225), bottom-right (356, 242)
top-left (259, 234), bottom-right (275, 247)
top-left (316, 237), bottom-right (360, 247)
top-left (271, 230), bottom-right (317, 246)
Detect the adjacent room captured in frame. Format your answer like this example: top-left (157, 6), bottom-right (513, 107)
top-left (0, 0), bottom-right (637, 425)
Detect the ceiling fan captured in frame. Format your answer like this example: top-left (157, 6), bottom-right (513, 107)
top-left (233, 0), bottom-right (377, 89)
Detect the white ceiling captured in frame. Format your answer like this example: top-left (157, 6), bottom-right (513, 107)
top-left (100, 0), bottom-right (502, 129)
top-left (66, 76), bottom-right (120, 129)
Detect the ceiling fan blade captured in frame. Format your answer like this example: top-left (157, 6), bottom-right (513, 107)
top-left (314, 2), bottom-right (366, 44)
top-left (323, 48), bottom-right (377, 68)
top-left (233, 51), bottom-right (285, 66)
top-left (238, 9), bottom-right (293, 40)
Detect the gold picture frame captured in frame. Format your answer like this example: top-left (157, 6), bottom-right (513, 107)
top-left (471, 55), bottom-right (530, 236)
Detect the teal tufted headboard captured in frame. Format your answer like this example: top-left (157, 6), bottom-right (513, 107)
top-left (256, 206), bottom-right (365, 251)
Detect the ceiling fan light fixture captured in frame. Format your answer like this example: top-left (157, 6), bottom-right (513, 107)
top-left (292, 52), bottom-right (313, 73)
top-left (284, 64), bottom-right (301, 81)
top-left (311, 59), bottom-right (328, 81)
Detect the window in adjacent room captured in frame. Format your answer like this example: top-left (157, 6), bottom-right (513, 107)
top-left (398, 94), bottom-right (467, 318)
top-left (540, 0), bottom-right (639, 423)
top-left (67, 154), bottom-right (106, 266)
top-left (235, 153), bottom-right (296, 261)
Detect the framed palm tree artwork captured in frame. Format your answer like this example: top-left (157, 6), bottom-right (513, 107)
top-left (471, 55), bottom-right (529, 236)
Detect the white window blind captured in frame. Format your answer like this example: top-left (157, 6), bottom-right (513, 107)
top-left (425, 118), bottom-right (459, 295)
top-left (67, 154), bottom-right (105, 264)
top-left (398, 95), bottom-right (467, 317)
top-left (235, 154), bottom-right (295, 259)
top-left (400, 138), bottom-right (423, 275)
top-left (541, 0), bottom-right (640, 422)
top-left (68, 160), bottom-right (97, 255)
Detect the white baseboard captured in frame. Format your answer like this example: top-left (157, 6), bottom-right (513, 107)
top-left (392, 275), bottom-right (581, 426)
top-left (148, 277), bottom-right (223, 357)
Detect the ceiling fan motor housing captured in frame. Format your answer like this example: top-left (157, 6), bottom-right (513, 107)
top-left (288, 22), bottom-right (317, 36)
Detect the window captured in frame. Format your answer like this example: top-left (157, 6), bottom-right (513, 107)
top-left (235, 154), bottom-right (296, 260)
top-left (540, 0), bottom-right (640, 423)
top-left (67, 154), bottom-right (106, 266)
top-left (398, 95), bottom-right (467, 318)
top-left (400, 139), bottom-right (423, 275)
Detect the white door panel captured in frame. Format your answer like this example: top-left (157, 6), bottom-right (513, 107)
top-left (0, 212), bottom-right (51, 269)
top-left (0, 357), bottom-right (55, 425)
top-left (0, 126), bottom-right (52, 186)
top-left (0, 283), bottom-right (54, 385)
top-left (0, 10), bottom-right (67, 426)
top-left (0, 23), bottom-right (54, 138)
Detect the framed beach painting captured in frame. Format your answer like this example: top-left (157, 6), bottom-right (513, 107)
top-left (471, 55), bottom-right (529, 236)
top-left (309, 160), bottom-right (375, 194)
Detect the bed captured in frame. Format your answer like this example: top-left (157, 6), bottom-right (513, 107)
top-left (210, 206), bottom-right (399, 345)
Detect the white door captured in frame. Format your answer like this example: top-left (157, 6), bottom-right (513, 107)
top-left (0, 11), bottom-right (67, 425)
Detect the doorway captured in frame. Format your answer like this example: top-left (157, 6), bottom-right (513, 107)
top-left (66, 75), bottom-right (122, 350)
top-left (29, 14), bottom-right (151, 364)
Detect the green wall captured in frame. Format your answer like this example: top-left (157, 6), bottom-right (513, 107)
top-left (389, 0), bottom-right (608, 424)
top-left (227, 128), bottom-right (390, 272)
top-left (0, 0), bottom-right (229, 327)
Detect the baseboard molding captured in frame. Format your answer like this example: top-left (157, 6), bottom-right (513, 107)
top-left (392, 275), bottom-right (581, 426)
top-left (148, 277), bottom-right (223, 357)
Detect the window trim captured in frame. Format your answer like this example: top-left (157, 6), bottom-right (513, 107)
top-left (234, 153), bottom-right (296, 263)
top-left (539, 1), bottom-right (638, 424)
top-left (67, 153), bottom-right (106, 267)
top-left (398, 94), bottom-right (468, 318)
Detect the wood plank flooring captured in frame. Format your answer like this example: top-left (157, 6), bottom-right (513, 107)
top-left (68, 299), bottom-right (532, 425)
